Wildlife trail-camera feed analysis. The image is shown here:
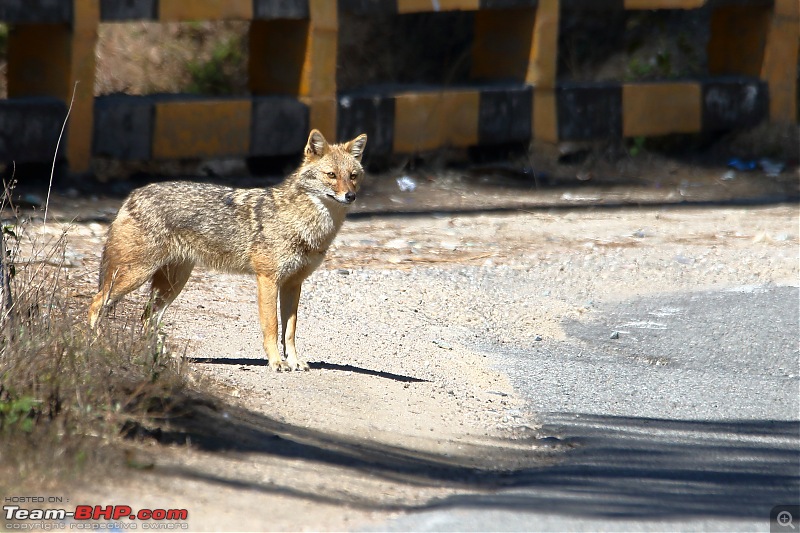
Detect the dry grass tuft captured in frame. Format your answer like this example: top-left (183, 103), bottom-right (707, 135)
top-left (0, 184), bottom-right (189, 487)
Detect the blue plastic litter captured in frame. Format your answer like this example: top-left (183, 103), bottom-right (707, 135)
top-left (727, 158), bottom-right (758, 171)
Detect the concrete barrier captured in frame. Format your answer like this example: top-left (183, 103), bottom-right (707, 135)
top-left (0, 0), bottom-right (795, 173)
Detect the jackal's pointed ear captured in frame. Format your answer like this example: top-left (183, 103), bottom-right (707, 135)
top-left (345, 134), bottom-right (368, 162)
top-left (305, 129), bottom-right (329, 159)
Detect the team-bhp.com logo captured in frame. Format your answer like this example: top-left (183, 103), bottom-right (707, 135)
top-left (4, 504), bottom-right (189, 529)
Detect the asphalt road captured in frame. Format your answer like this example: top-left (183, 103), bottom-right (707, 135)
top-left (373, 284), bottom-right (800, 532)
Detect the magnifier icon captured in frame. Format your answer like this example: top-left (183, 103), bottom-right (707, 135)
top-left (778, 511), bottom-right (795, 529)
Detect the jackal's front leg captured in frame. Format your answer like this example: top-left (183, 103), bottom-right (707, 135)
top-left (256, 273), bottom-right (290, 372)
top-left (280, 283), bottom-right (308, 371)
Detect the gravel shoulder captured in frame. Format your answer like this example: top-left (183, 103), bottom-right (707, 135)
top-left (15, 175), bottom-right (799, 531)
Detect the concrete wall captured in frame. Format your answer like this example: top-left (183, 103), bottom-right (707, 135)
top-left (0, 0), bottom-right (796, 173)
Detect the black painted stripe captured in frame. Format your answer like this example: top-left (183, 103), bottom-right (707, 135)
top-left (701, 77), bottom-right (768, 132)
top-left (250, 96), bottom-right (309, 157)
top-left (479, 0), bottom-right (538, 8)
top-left (706, 0), bottom-right (774, 7)
top-left (337, 91), bottom-right (395, 156)
top-left (478, 85), bottom-right (533, 145)
top-left (253, 0), bottom-right (309, 19)
top-left (561, 0), bottom-right (624, 10)
top-left (557, 82), bottom-right (623, 140)
top-left (0, 97), bottom-right (68, 162)
top-left (340, 0), bottom-right (542, 13)
top-left (100, 0), bottom-right (157, 21)
top-left (0, 0), bottom-right (71, 23)
top-left (93, 95), bottom-right (154, 160)
top-left (338, 0), bottom-right (399, 14)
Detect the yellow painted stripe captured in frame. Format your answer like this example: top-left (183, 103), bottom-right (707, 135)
top-left (158, 0), bottom-right (252, 21)
top-left (153, 100), bottom-right (251, 159)
top-left (68, 32), bottom-right (99, 172)
top-left (394, 91), bottom-right (479, 153)
top-left (533, 88), bottom-right (558, 143)
top-left (74, 0), bottom-right (100, 31)
top-left (394, 93), bottom-right (440, 153)
top-left (624, 0), bottom-right (705, 8)
top-left (309, 0), bottom-right (338, 30)
top-left (775, 0), bottom-right (800, 17)
top-left (443, 90), bottom-right (480, 147)
top-left (397, 0), bottom-right (479, 13)
top-left (304, 0), bottom-right (338, 99)
top-left (301, 97), bottom-right (337, 142)
top-left (304, 28), bottom-right (338, 98)
top-left (530, 0), bottom-right (560, 87)
top-left (622, 83), bottom-right (701, 137)
top-left (762, 0), bottom-right (799, 122)
top-left (70, 0), bottom-right (100, 172)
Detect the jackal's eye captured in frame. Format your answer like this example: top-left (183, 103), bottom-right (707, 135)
top-left (326, 171), bottom-right (336, 179)
top-left (350, 171), bottom-right (358, 180)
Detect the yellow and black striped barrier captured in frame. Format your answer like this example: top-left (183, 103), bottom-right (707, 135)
top-left (0, 0), bottom-right (795, 173)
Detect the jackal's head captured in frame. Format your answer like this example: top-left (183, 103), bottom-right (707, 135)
top-left (299, 129), bottom-right (367, 206)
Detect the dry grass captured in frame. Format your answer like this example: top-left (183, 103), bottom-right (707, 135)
top-left (0, 186), bottom-right (190, 488)
top-left (95, 21), bottom-right (249, 96)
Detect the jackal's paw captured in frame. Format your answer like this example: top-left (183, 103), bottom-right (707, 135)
top-left (286, 358), bottom-right (310, 372)
top-left (269, 359), bottom-right (291, 372)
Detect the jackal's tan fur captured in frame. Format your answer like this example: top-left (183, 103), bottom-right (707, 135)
top-left (88, 130), bottom-right (367, 371)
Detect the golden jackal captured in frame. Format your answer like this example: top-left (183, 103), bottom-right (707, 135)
top-left (88, 130), bottom-right (367, 371)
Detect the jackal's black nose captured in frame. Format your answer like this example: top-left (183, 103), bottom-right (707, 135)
top-left (344, 192), bottom-right (356, 203)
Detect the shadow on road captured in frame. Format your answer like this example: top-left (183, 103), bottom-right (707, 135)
top-left (151, 394), bottom-right (799, 520)
top-left (430, 413), bottom-right (799, 520)
top-left (188, 357), bottom-right (428, 383)
top-left (308, 361), bottom-right (429, 383)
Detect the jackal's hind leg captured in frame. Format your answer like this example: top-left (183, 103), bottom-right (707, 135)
top-left (88, 263), bottom-right (155, 329)
top-left (143, 261), bottom-right (194, 327)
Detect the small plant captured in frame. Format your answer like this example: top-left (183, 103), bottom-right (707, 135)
top-left (186, 36), bottom-right (245, 95)
top-left (627, 136), bottom-right (647, 157)
top-left (655, 49), bottom-right (672, 76)
top-left (626, 57), bottom-right (656, 81)
top-left (0, 395), bottom-right (40, 433)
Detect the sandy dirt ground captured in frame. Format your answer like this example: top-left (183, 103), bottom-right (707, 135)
top-left (8, 169), bottom-right (799, 531)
